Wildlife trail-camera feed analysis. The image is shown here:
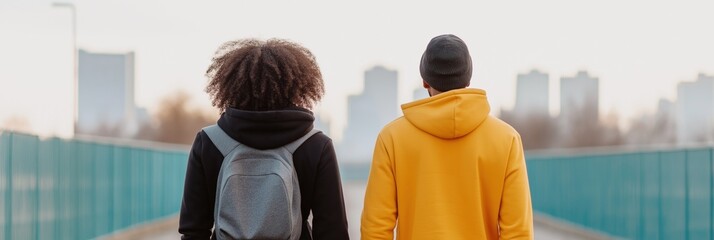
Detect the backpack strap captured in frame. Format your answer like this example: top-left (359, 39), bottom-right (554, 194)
top-left (202, 124), bottom-right (240, 157)
top-left (283, 129), bottom-right (321, 154)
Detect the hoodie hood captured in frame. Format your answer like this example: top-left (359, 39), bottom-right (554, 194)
top-left (216, 106), bottom-right (314, 150)
top-left (401, 88), bottom-right (490, 139)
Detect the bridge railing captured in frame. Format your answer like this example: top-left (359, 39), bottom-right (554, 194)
top-left (0, 131), bottom-right (188, 240)
top-left (527, 145), bottom-right (714, 240)
top-left (7, 128), bottom-right (711, 240)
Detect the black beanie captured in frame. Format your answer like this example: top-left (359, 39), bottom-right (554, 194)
top-left (419, 34), bottom-right (473, 92)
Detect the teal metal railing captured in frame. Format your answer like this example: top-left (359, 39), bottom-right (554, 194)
top-left (0, 131), bottom-right (188, 240)
top-left (6, 128), bottom-right (711, 239)
top-left (527, 146), bottom-right (714, 240)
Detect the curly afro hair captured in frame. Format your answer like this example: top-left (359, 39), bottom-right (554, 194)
top-left (205, 39), bottom-right (325, 112)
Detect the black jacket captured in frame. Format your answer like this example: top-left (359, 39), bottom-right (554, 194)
top-left (179, 107), bottom-right (349, 240)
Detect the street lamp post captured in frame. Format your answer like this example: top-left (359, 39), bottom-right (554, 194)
top-left (52, 2), bottom-right (77, 135)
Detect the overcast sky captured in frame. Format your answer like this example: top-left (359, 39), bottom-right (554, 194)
top-left (1, 0), bottom-right (713, 138)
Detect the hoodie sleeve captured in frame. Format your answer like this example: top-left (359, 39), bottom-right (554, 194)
top-left (361, 135), bottom-right (397, 240)
top-left (311, 139), bottom-right (350, 240)
top-left (499, 134), bottom-right (534, 240)
top-left (179, 133), bottom-right (214, 240)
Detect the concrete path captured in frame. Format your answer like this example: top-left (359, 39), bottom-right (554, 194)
top-left (106, 182), bottom-right (612, 240)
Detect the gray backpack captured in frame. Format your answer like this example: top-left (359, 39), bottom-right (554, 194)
top-left (203, 125), bottom-right (320, 240)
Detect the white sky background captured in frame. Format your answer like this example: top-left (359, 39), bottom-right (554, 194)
top-left (1, 0), bottom-right (713, 139)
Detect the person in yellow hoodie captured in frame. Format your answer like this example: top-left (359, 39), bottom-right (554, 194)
top-left (361, 34), bottom-right (533, 240)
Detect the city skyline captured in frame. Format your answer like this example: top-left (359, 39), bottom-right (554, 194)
top-left (1, 0), bottom-right (714, 138)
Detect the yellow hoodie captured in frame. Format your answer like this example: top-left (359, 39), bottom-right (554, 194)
top-left (361, 88), bottom-right (533, 240)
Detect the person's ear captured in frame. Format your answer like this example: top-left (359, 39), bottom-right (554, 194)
top-left (466, 82), bottom-right (471, 87)
top-left (423, 80), bottom-right (430, 89)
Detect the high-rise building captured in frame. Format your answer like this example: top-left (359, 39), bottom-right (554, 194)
top-left (514, 70), bottom-right (549, 118)
top-left (77, 49), bottom-right (139, 137)
top-left (560, 71), bottom-right (599, 120)
top-left (340, 66), bottom-right (399, 162)
top-left (626, 98), bottom-right (677, 145)
top-left (676, 73), bottom-right (714, 144)
top-left (657, 98), bottom-right (676, 122)
top-left (655, 98), bottom-right (677, 143)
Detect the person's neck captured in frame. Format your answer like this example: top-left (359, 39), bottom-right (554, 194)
top-left (428, 88), bottom-right (443, 97)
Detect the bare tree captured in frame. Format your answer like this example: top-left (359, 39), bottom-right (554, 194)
top-left (500, 110), bottom-right (558, 150)
top-left (501, 99), bottom-right (624, 150)
top-left (627, 112), bottom-right (676, 146)
top-left (561, 101), bottom-right (623, 148)
top-left (135, 91), bottom-right (218, 145)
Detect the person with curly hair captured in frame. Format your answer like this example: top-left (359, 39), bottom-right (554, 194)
top-left (179, 39), bottom-right (349, 240)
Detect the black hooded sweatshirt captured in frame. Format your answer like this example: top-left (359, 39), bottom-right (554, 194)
top-left (179, 107), bottom-right (350, 240)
